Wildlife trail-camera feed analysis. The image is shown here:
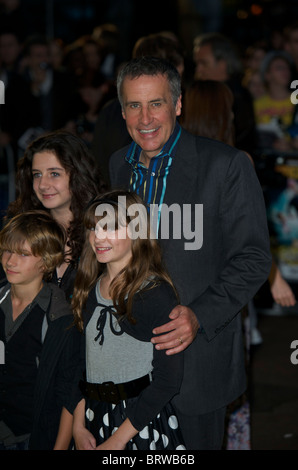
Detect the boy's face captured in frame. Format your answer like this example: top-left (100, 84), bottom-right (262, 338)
top-left (1, 241), bottom-right (44, 287)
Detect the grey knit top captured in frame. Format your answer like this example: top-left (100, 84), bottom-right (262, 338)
top-left (86, 279), bottom-right (153, 384)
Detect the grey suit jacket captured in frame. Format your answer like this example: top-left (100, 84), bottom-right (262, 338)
top-left (109, 128), bottom-right (272, 415)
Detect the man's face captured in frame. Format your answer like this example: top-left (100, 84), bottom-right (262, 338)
top-left (265, 58), bottom-right (291, 88)
top-left (28, 44), bottom-right (50, 71)
top-left (193, 44), bottom-right (227, 81)
top-left (121, 74), bottom-right (182, 166)
top-left (0, 33), bottom-right (21, 66)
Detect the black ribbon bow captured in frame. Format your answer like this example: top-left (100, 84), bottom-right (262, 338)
top-left (94, 303), bottom-right (123, 345)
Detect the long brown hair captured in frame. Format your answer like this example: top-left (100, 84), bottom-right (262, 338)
top-left (180, 80), bottom-right (235, 145)
top-left (6, 130), bottom-right (106, 266)
top-left (72, 190), bottom-right (177, 331)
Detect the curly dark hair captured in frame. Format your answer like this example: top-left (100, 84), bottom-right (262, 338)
top-left (7, 130), bottom-right (107, 266)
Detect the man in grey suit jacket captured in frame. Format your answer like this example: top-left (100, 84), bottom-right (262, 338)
top-left (109, 57), bottom-right (272, 449)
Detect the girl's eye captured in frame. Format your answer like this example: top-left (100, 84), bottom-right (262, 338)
top-left (32, 173), bottom-right (41, 179)
top-left (51, 172), bottom-right (60, 177)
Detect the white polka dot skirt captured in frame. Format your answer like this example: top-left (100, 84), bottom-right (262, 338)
top-left (85, 397), bottom-right (186, 450)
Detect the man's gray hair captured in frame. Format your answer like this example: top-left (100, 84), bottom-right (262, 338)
top-left (117, 56), bottom-right (181, 108)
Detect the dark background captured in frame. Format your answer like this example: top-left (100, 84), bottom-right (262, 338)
top-left (4, 0), bottom-right (298, 62)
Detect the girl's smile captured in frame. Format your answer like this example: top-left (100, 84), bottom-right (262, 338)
top-left (89, 224), bottom-right (132, 275)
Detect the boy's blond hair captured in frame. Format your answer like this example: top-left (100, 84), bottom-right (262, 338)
top-left (0, 211), bottom-right (65, 280)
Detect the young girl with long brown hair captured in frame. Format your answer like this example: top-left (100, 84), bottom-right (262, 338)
top-left (6, 130), bottom-right (106, 300)
top-left (71, 189), bottom-right (185, 450)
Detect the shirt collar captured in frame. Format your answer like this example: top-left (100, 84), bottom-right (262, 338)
top-left (0, 282), bottom-right (51, 313)
top-left (36, 283), bottom-right (52, 311)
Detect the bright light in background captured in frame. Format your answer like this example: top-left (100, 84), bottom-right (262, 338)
top-left (237, 3), bottom-right (264, 20)
top-left (251, 4), bottom-right (263, 16)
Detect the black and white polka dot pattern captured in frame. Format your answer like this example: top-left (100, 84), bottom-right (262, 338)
top-left (85, 397), bottom-right (186, 450)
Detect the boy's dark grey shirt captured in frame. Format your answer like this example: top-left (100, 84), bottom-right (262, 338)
top-left (0, 282), bottom-right (50, 445)
top-left (0, 282), bottom-right (50, 341)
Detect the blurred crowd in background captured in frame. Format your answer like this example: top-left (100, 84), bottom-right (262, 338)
top-left (1, 0), bottom-right (298, 319)
top-left (1, 0), bottom-right (298, 159)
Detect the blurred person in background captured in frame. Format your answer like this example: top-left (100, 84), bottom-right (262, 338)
top-left (253, 50), bottom-right (295, 153)
top-left (0, 34), bottom-right (77, 159)
top-left (193, 32), bottom-right (256, 155)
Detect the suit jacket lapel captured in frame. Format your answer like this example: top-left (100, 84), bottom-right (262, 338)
top-left (162, 130), bottom-right (199, 206)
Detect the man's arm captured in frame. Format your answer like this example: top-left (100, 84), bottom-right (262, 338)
top-left (269, 260), bottom-right (296, 307)
top-left (151, 150), bottom-right (272, 353)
